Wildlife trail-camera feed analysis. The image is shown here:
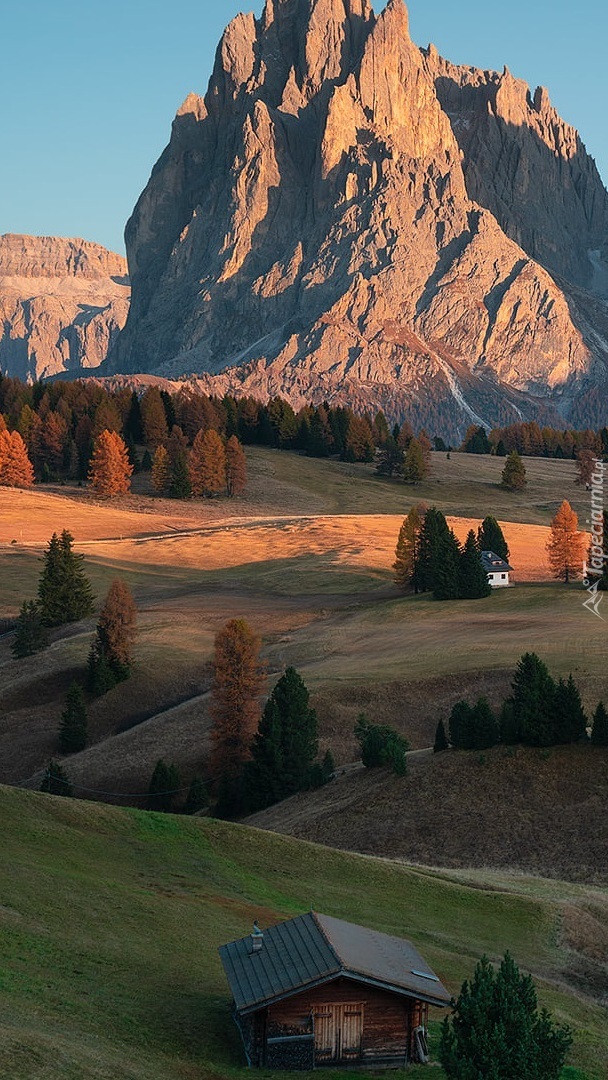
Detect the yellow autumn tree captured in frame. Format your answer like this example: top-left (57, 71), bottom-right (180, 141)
top-left (546, 499), bottom-right (586, 582)
top-left (88, 430), bottom-right (133, 495)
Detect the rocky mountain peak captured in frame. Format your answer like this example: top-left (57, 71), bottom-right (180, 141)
top-left (103, 0), bottom-right (607, 435)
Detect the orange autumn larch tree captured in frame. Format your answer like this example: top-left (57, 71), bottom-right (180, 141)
top-left (225, 435), bottom-right (247, 496)
top-left (190, 427), bottom-right (226, 497)
top-left (0, 428), bottom-right (35, 488)
top-left (546, 499), bottom-right (587, 583)
top-left (209, 619), bottom-right (264, 805)
top-left (88, 429), bottom-right (133, 496)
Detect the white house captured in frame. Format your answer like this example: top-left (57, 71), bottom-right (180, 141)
top-left (481, 550), bottom-right (512, 587)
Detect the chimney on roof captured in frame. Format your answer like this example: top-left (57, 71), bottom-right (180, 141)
top-left (251, 920), bottom-right (264, 952)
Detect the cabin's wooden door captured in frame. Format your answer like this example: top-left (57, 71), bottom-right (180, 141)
top-left (313, 1003), bottom-right (363, 1063)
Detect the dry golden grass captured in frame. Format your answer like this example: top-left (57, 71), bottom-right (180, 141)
top-left (0, 451), bottom-right (606, 882)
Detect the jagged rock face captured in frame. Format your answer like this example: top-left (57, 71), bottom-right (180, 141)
top-left (108, 0), bottom-right (608, 435)
top-left (0, 235), bottom-right (130, 382)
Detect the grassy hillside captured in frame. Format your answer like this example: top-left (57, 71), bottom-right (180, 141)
top-left (0, 785), bottom-right (605, 1080)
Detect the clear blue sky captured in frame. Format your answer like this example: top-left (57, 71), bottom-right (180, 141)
top-left (1, 0), bottom-right (606, 256)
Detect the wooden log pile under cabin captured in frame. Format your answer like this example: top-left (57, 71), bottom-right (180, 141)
top-left (219, 911), bottom-right (451, 1069)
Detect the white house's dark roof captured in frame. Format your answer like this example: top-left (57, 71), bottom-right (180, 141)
top-left (218, 911), bottom-right (451, 1013)
top-left (481, 550), bottom-right (512, 573)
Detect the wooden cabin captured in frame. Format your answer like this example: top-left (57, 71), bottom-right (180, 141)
top-left (219, 911), bottom-right (451, 1069)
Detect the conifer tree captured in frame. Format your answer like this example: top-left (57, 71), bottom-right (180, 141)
top-left (458, 530), bottom-right (492, 598)
top-left (209, 619), bottom-right (264, 803)
top-left (546, 500), bottom-right (586, 582)
top-left (37, 530), bottom-right (94, 626)
top-left (448, 700), bottom-right (474, 749)
top-left (393, 504), bottom-right (426, 592)
top-left (244, 667), bottom-right (319, 811)
top-left (0, 428), bottom-right (35, 487)
top-left (184, 775), bottom-right (208, 815)
top-left (402, 437), bottom-right (428, 484)
top-left (375, 435), bottom-right (404, 477)
top-left (169, 452), bottom-right (192, 498)
top-left (590, 701), bottom-right (608, 745)
top-left (147, 759), bottom-right (179, 812)
top-left (58, 682), bottom-right (88, 754)
top-left (225, 435), bottom-right (247, 496)
top-left (11, 600), bottom-right (48, 657)
top-left (190, 428), bottom-right (226, 496)
top-left (141, 387), bottom-right (168, 448)
top-left (40, 760), bottom-right (73, 797)
top-left (500, 450), bottom-right (527, 490)
top-left (88, 430), bottom-right (133, 495)
top-left (552, 674), bottom-right (587, 744)
top-left (506, 652), bottom-right (556, 746)
top-left (151, 444), bottom-right (170, 493)
top-left (433, 718), bottom-right (449, 753)
top-left (416, 507), bottom-right (452, 594)
top-left (88, 579), bottom-right (137, 693)
top-left (440, 952), bottom-right (572, 1079)
top-left (432, 528), bottom-right (461, 600)
top-left (477, 515), bottom-right (509, 561)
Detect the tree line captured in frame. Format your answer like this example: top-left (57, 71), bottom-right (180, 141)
top-left (461, 420), bottom-right (608, 462)
top-left (433, 652), bottom-right (608, 752)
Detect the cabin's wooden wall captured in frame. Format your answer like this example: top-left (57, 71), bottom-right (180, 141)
top-left (267, 977), bottom-right (416, 1065)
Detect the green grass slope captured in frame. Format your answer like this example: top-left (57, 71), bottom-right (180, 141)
top-left (0, 786), bottom-right (605, 1080)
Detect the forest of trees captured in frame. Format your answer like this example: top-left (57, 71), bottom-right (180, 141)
top-left (461, 420), bottom-right (608, 461)
top-left (437, 652), bottom-right (606, 752)
top-left (1, 375), bottom-right (607, 500)
top-left (393, 507), bottom-right (495, 600)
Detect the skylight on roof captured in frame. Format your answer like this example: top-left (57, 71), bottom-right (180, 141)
top-left (411, 970), bottom-right (439, 982)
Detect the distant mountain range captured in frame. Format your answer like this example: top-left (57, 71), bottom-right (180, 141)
top-left (2, 0), bottom-right (608, 437)
top-left (0, 234), bottom-right (129, 381)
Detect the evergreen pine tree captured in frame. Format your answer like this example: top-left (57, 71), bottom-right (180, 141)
top-left (590, 701), bottom-right (608, 745)
top-left (11, 600), bottom-right (48, 657)
top-left (245, 667), bottom-right (320, 811)
top-left (169, 451), bottom-right (192, 498)
top-left (552, 674), bottom-right (587, 743)
top-left (448, 700), bottom-right (474, 749)
top-left (58, 682), bottom-right (88, 754)
top-left (458, 530), bottom-right (492, 598)
top-left (469, 697), bottom-right (499, 749)
top-left (147, 760), bottom-right (179, 812)
top-left (393, 504), bottom-right (426, 592)
top-left (416, 508), bottom-right (452, 594)
top-left (477, 515), bottom-right (510, 561)
top-left (432, 528), bottom-right (461, 600)
top-left (184, 775), bottom-right (208, 815)
top-left (440, 952), bottom-right (572, 1080)
top-left (507, 652), bottom-right (557, 746)
top-left (41, 760), bottom-right (73, 797)
top-left (37, 530), bottom-right (94, 626)
top-left (433, 719), bottom-right (449, 753)
top-left (501, 450), bottom-right (527, 490)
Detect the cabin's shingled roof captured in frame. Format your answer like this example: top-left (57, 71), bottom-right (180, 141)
top-left (481, 550), bottom-right (512, 573)
top-left (218, 911), bottom-right (451, 1013)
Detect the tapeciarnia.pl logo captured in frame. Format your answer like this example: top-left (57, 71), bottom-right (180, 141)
top-left (582, 458), bottom-right (605, 620)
